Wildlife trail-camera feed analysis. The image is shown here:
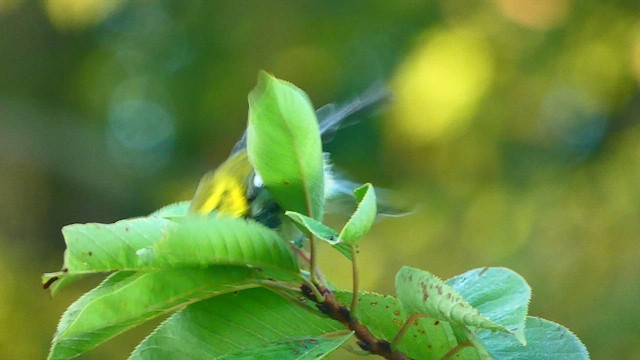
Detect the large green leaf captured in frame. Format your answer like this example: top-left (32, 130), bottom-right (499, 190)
top-left (130, 288), bottom-right (343, 359)
top-left (247, 71), bottom-right (324, 220)
top-left (44, 216), bottom-right (298, 282)
top-left (334, 291), bottom-right (477, 360)
top-left (446, 267), bottom-right (530, 345)
top-left (48, 267), bottom-right (261, 360)
top-left (395, 267), bottom-right (507, 333)
top-left (42, 216), bottom-right (177, 292)
top-left (472, 317), bottom-right (589, 360)
top-left (338, 183), bottom-right (376, 244)
top-left (150, 217), bottom-right (298, 271)
top-left (217, 332), bottom-right (353, 359)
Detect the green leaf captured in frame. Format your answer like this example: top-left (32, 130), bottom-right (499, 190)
top-left (285, 211), bottom-right (340, 245)
top-left (339, 183), bottom-right (377, 244)
top-left (48, 267), bottom-right (261, 360)
top-left (130, 288), bottom-right (343, 359)
top-left (247, 71), bottom-right (324, 220)
top-left (472, 317), bottom-right (589, 360)
top-left (61, 216), bottom-right (177, 272)
top-left (43, 216), bottom-right (177, 291)
top-left (216, 333), bottom-right (353, 359)
top-left (446, 267), bottom-right (530, 345)
top-left (51, 216), bottom-right (298, 276)
top-left (334, 292), bottom-right (477, 360)
top-left (331, 243), bottom-right (353, 261)
top-left (149, 217), bottom-right (299, 272)
top-left (283, 211), bottom-right (357, 260)
top-left (395, 266), bottom-right (507, 333)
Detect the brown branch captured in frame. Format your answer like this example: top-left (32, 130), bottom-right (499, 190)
top-left (302, 284), bottom-right (410, 360)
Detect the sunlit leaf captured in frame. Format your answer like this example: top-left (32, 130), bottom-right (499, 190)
top-left (48, 216), bottom-right (298, 278)
top-left (130, 288), bottom-right (343, 359)
top-left (395, 267), bottom-right (507, 333)
top-left (150, 217), bottom-right (298, 272)
top-left (339, 183), bottom-right (376, 244)
top-left (48, 267), bottom-right (261, 360)
top-left (446, 267), bottom-right (530, 345)
top-left (43, 216), bottom-right (177, 291)
top-left (247, 71), bottom-right (324, 220)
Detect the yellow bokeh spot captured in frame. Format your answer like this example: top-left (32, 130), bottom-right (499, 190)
top-left (43, 0), bottom-right (124, 31)
top-left (390, 27), bottom-right (494, 146)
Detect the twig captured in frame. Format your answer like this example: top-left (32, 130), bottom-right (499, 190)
top-left (302, 284), bottom-right (410, 360)
top-left (350, 244), bottom-right (359, 318)
top-left (299, 272), bottom-right (325, 303)
top-left (309, 234), bottom-right (319, 284)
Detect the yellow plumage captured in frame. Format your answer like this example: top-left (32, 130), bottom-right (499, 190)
top-left (188, 150), bottom-right (253, 217)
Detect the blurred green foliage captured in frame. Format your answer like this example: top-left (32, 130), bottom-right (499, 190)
top-left (1, 1), bottom-right (639, 359)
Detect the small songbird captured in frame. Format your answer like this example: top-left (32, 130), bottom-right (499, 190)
top-left (188, 84), bottom-right (403, 229)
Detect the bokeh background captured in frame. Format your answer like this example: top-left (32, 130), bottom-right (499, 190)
top-left (1, 1), bottom-right (639, 359)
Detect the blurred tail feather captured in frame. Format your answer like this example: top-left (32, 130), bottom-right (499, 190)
top-left (231, 82), bottom-right (391, 154)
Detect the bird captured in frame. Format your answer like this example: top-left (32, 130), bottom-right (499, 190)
top-left (188, 84), bottom-right (404, 230)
